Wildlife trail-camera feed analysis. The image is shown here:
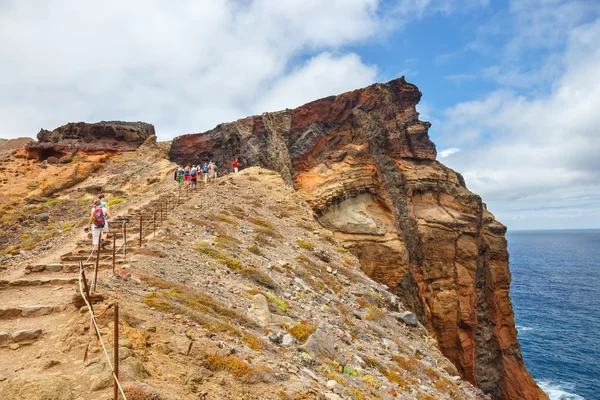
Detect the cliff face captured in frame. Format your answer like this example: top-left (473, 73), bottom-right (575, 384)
top-left (170, 78), bottom-right (548, 400)
top-left (25, 121), bottom-right (155, 161)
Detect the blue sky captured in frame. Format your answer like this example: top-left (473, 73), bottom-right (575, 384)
top-left (1, 0), bottom-right (599, 230)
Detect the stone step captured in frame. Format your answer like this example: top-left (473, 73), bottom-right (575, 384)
top-left (0, 328), bottom-right (43, 348)
top-left (60, 254), bottom-right (126, 262)
top-left (0, 305), bottom-right (64, 320)
top-left (25, 262), bottom-right (116, 274)
top-left (0, 277), bottom-right (78, 288)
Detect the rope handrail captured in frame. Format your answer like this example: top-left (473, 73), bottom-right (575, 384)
top-left (78, 264), bottom-right (127, 400)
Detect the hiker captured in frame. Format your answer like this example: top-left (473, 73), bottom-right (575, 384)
top-left (190, 165), bottom-right (198, 190)
top-left (98, 194), bottom-right (110, 243)
top-left (232, 158), bottom-right (239, 173)
top-left (202, 163), bottom-right (209, 184)
top-left (176, 166), bottom-right (184, 185)
top-left (90, 200), bottom-right (110, 251)
top-left (207, 161), bottom-right (213, 180)
top-left (184, 165), bottom-right (191, 187)
top-left (210, 161), bottom-right (217, 179)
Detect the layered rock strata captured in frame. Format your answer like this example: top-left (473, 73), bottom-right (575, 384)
top-left (170, 78), bottom-right (548, 400)
top-left (25, 121), bottom-right (155, 161)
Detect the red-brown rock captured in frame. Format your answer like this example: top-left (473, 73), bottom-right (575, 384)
top-left (169, 77), bottom-right (548, 400)
top-left (25, 121), bottom-right (155, 161)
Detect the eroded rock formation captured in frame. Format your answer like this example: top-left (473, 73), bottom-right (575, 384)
top-left (25, 121), bottom-right (155, 161)
top-left (170, 78), bottom-right (548, 400)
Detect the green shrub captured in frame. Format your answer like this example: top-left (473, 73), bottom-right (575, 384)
top-left (296, 240), bottom-right (314, 250)
top-left (266, 293), bottom-right (289, 312)
top-left (107, 196), bottom-right (127, 207)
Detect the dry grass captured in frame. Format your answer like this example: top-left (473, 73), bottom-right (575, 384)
top-left (194, 242), bottom-right (243, 271)
top-left (287, 322), bottom-right (315, 342)
top-left (205, 354), bottom-right (275, 383)
top-left (123, 383), bottom-right (163, 400)
top-left (246, 244), bottom-right (265, 257)
top-left (296, 239), bottom-right (314, 250)
top-left (254, 226), bottom-right (283, 239)
top-left (216, 214), bottom-right (240, 226)
top-left (247, 217), bottom-right (272, 228)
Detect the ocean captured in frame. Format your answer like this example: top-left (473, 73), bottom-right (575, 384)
top-left (507, 230), bottom-right (600, 400)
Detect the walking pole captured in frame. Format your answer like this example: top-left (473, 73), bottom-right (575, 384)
top-left (113, 302), bottom-right (119, 400)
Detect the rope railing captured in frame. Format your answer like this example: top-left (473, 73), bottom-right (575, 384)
top-left (76, 187), bottom-right (194, 399)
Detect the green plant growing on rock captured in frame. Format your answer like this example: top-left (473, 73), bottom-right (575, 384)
top-left (266, 293), bottom-right (289, 312)
top-left (107, 196), bottom-right (127, 207)
top-left (343, 366), bottom-right (360, 376)
top-left (45, 198), bottom-right (60, 207)
top-left (296, 239), bottom-right (314, 250)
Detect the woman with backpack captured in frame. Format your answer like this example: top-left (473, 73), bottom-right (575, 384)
top-left (90, 200), bottom-right (110, 252)
top-left (190, 165), bottom-right (199, 190)
top-left (184, 165), bottom-right (191, 187)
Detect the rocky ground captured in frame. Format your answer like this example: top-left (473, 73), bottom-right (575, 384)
top-left (0, 162), bottom-right (488, 400)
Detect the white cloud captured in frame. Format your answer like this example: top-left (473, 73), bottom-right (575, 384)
top-left (438, 18), bottom-right (600, 229)
top-left (438, 147), bottom-right (460, 158)
top-left (255, 53), bottom-right (377, 113)
top-left (0, 0), bottom-right (382, 139)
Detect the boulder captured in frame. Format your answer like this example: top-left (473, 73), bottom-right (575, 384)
top-left (299, 324), bottom-right (336, 361)
top-left (0, 374), bottom-right (73, 400)
top-left (248, 294), bottom-right (271, 326)
top-left (11, 328), bottom-right (42, 343)
top-left (397, 311), bottom-right (418, 327)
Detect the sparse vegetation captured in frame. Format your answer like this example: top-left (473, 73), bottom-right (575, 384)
top-left (194, 242), bottom-right (243, 271)
top-left (267, 293), bottom-right (290, 312)
top-left (217, 214), bottom-right (240, 226)
top-left (45, 198), bottom-right (60, 207)
top-left (246, 244), bottom-right (265, 257)
top-left (287, 322), bottom-right (314, 342)
top-left (255, 226), bottom-right (282, 239)
top-left (247, 217), bottom-right (273, 228)
top-left (107, 196), bottom-right (127, 207)
top-left (296, 239), bottom-right (314, 250)
top-left (123, 383), bottom-right (163, 400)
top-left (205, 354), bottom-right (274, 383)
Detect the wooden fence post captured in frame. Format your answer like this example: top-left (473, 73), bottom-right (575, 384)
top-left (139, 215), bottom-right (143, 247)
top-left (113, 302), bottom-right (119, 400)
top-left (112, 233), bottom-right (116, 274)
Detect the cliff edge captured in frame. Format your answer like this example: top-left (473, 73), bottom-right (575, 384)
top-left (170, 77), bottom-right (548, 400)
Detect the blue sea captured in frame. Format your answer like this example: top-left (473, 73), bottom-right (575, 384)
top-left (508, 230), bottom-right (600, 400)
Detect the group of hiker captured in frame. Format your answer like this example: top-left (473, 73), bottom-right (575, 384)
top-left (89, 158), bottom-right (242, 248)
top-left (173, 158), bottom-right (240, 189)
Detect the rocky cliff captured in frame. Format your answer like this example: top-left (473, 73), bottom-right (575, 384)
top-left (170, 78), bottom-right (548, 400)
top-left (25, 121), bottom-right (155, 161)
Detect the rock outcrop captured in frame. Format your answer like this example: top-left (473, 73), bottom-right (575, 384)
top-left (170, 78), bottom-right (548, 400)
top-left (25, 121), bottom-right (155, 161)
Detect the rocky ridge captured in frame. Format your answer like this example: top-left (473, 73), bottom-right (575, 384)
top-left (170, 78), bottom-right (547, 400)
top-left (0, 163), bottom-right (489, 399)
top-left (25, 121), bottom-right (155, 162)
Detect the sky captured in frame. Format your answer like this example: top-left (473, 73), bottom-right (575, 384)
top-left (1, 0), bottom-right (599, 230)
